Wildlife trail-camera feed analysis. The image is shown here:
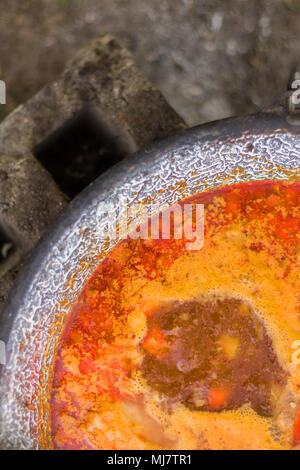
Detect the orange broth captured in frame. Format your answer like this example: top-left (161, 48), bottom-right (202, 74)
top-left (50, 180), bottom-right (300, 450)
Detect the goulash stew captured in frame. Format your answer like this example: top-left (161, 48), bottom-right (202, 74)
top-left (50, 180), bottom-right (300, 450)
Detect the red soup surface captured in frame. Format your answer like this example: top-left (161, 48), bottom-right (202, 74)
top-left (50, 180), bottom-right (300, 450)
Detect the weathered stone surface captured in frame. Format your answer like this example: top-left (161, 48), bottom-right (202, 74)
top-left (0, 35), bottom-right (186, 312)
top-left (1, 1), bottom-right (299, 126)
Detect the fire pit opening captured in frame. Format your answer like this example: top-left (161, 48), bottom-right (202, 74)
top-left (0, 223), bottom-right (15, 270)
top-left (34, 108), bottom-right (131, 199)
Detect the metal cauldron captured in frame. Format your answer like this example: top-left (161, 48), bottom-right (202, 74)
top-left (0, 110), bottom-right (299, 448)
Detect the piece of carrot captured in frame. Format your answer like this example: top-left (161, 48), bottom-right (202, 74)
top-left (142, 327), bottom-right (169, 357)
top-left (79, 359), bottom-right (96, 375)
top-left (293, 409), bottom-right (300, 447)
top-left (207, 388), bottom-right (229, 410)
